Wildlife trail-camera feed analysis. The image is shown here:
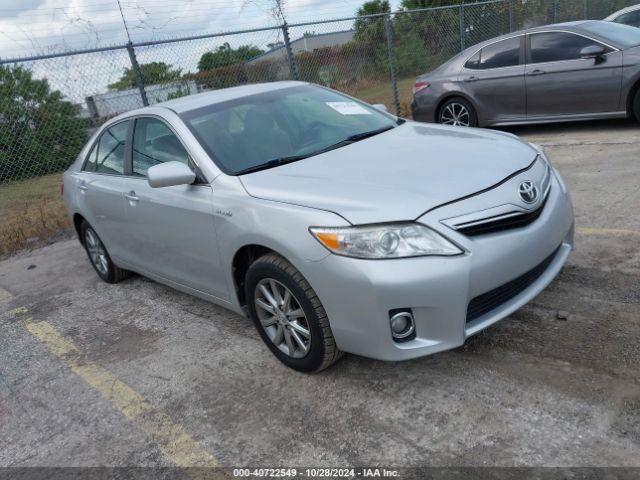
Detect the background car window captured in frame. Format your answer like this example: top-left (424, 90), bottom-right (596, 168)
top-left (132, 117), bottom-right (190, 177)
top-left (616, 10), bottom-right (640, 27)
top-left (530, 32), bottom-right (607, 63)
top-left (478, 37), bottom-right (521, 69)
top-left (84, 121), bottom-right (129, 175)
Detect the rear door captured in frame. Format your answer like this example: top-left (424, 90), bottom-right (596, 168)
top-left (459, 35), bottom-right (526, 124)
top-left (76, 120), bottom-right (131, 261)
top-left (525, 31), bottom-right (623, 117)
top-left (119, 116), bottom-right (228, 299)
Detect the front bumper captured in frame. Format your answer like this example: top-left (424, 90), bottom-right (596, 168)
top-left (300, 170), bottom-right (574, 361)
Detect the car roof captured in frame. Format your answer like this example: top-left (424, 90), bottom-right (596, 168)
top-left (155, 80), bottom-right (308, 114)
top-left (456, 20), bottom-right (623, 57)
top-left (605, 3), bottom-right (640, 20)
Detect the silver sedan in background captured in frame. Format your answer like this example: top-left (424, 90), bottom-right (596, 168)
top-left (63, 82), bottom-right (574, 372)
top-left (606, 4), bottom-right (640, 27)
top-left (412, 20), bottom-right (640, 127)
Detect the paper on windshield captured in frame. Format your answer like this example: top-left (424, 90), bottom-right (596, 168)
top-left (325, 102), bottom-right (372, 115)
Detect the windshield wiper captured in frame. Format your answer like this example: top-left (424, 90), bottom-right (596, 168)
top-left (235, 125), bottom-right (396, 175)
top-left (345, 125), bottom-right (395, 142)
top-left (235, 154), bottom-right (310, 175)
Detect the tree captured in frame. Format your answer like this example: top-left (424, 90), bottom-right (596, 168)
top-left (354, 0), bottom-right (390, 43)
top-left (0, 65), bottom-right (88, 181)
top-left (108, 61), bottom-right (182, 90)
top-left (197, 43), bottom-right (264, 72)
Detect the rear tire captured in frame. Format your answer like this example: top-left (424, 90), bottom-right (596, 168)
top-left (80, 221), bottom-right (131, 284)
top-left (438, 97), bottom-right (478, 127)
top-left (245, 253), bottom-right (342, 373)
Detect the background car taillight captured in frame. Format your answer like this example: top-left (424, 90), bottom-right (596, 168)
top-left (412, 81), bottom-right (430, 95)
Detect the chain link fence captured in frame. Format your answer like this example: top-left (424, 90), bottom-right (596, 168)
top-left (0, 0), bottom-right (636, 254)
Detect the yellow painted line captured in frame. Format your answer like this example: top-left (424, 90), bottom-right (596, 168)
top-left (577, 227), bottom-right (640, 237)
top-left (24, 319), bottom-right (218, 469)
top-left (8, 306), bottom-right (27, 316)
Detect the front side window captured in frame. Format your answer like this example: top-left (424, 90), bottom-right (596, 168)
top-left (84, 121), bottom-right (129, 174)
top-left (132, 117), bottom-right (190, 177)
top-left (180, 85), bottom-right (398, 175)
top-left (477, 36), bottom-right (521, 69)
top-left (529, 32), bottom-right (609, 63)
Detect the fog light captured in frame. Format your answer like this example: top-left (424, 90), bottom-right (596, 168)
top-left (389, 310), bottom-right (415, 340)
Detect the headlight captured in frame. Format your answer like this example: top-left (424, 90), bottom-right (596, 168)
top-left (309, 223), bottom-right (463, 259)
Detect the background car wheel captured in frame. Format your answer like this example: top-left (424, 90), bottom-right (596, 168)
top-left (245, 253), bottom-right (342, 372)
top-left (80, 221), bottom-right (131, 284)
top-left (633, 89), bottom-right (640, 122)
top-left (438, 97), bottom-right (478, 127)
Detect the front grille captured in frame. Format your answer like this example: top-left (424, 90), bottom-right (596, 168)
top-left (466, 245), bottom-right (560, 323)
top-left (457, 195), bottom-right (548, 237)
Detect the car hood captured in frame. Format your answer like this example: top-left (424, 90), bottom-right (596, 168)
top-left (239, 122), bottom-right (538, 224)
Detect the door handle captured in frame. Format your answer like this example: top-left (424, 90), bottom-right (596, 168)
top-left (125, 191), bottom-right (139, 202)
top-left (464, 76), bottom-right (479, 82)
top-left (528, 69), bottom-right (545, 76)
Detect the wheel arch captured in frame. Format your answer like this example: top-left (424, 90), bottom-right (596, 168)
top-left (73, 213), bottom-right (87, 245)
top-left (231, 244), bottom-right (278, 308)
top-left (434, 92), bottom-right (479, 124)
top-left (626, 75), bottom-right (640, 118)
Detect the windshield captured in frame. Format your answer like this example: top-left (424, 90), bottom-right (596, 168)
top-left (580, 20), bottom-right (640, 48)
top-left (180, 85), bottom-right (397, 175)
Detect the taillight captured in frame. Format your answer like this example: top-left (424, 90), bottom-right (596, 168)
top-left (412, 81), bottom-right (430, 95)
top-left (60, 180), bottom-right (64, 196)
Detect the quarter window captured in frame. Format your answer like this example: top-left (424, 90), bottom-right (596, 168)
top-left (84, 121), bottom-right (129, 174)
top-left (132, 118), bottom-right (190, 177)
top-left (529, 32), bottom-right (609, 63)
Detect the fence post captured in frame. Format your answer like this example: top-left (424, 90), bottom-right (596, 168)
top-left (459, 4), bottom-right (465, 51)
top-left (553, 0), bottom-right (558, 22)
top-left (583, 0), bottom-right (588, 19)
top-left (508, 0), bottom-right (514, 32)
top-left (127, 42), bottom-right (148, 106)
top-left (384, 15), bottom-right (400, 116)
top-left (282, 23), bottom-right (298, 80)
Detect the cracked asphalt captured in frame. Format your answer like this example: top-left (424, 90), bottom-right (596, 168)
top-left (0, 119), bottom-right (638, 470)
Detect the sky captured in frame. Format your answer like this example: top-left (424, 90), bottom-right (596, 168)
top-left (0, 0), bottom-right (404, 59)
top-left (0, 0), bottom-right (406, 107)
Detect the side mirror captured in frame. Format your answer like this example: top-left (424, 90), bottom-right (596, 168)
top-left (580, 44), bottom-right (606, 59)
top-left (372, 103), bottom-right (388, 113)
top-left (147, 161), bottom-right (196, 188)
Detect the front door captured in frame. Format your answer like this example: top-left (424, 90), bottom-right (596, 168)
top-left (119, 116), bottom-right (228, 300)
top-left (525, 31), bottom-right (623, 117)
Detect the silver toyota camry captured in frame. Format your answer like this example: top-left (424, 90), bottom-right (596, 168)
top-left (63, 81), bottom-right (574, 372)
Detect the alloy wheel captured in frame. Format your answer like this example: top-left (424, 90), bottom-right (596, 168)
top-left (85, 228), bottom-right (109, 276)
top-left (440, 102), bottom-right (470, 127)
top-left (254, 278), bottom-right (311, 359)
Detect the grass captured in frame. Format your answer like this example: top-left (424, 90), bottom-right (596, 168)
top-left (0, 173), bottom-right (71, 257)
top-left (0, 77), bottom-right (418, 257)
top-left (347, 77), bottom-right (416, 117)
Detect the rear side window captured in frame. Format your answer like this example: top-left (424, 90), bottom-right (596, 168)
top-left (132, 117), bottom-right (190, 177)
top-left (83, 121), bottom-right (129, 174)
top-left (529, 32), bottom-right (609, 63)
top-left (467, 37), bottom-right (521, 69)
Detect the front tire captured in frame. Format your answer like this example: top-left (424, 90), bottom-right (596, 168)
top-left (633, 89), bottom-right (640, 122)
top-left (80, 221), bottom-right (131, 284)
top-left (245, 253), bottom-right (342, 372)
top-left (438, 97), bottom-right (478, 127)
